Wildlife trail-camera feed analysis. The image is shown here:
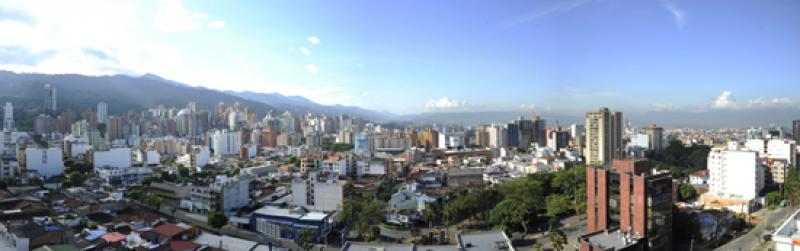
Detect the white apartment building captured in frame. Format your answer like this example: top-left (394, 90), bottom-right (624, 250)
top-left (211, 129), bottom-right (240, 157)
top-left (24, 148), bottom-right (63, 178)
top-left (319, 155), bottom-right (351, 176)
top-left (93, 148), bottom-right (132, 169)
top-left (186, 175), bottom-right (253, 213)
top-left (707, 148), bottom-right (764, 201)
top-left (291, 172), bottom-right (344, 212)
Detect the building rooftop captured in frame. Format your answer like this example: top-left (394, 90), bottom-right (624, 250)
top-left (579, 229), bottom-right (641, 251)
top-left (457, 231), bottom-right (514, 251)
top-left (773, 208), bottom-right (800, 242)
top-left (253, 205), bottom-right (330, 221)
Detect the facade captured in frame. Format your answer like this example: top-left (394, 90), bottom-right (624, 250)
top-left (24, 148), bottom-right (64, 178)
top-left (643, 124), bottom-right (663, 152)
top-left (586, 159), bottom-right (672, 251)
top-left (187, 175), bottom-right (252, 213)
top-left (291, 172), bottom-right (344, 212)
top-left (794, 120), bottom-right (800, 143)
top-left (97, 101), bottom-right (107, 124)
top-left (585, 107), bottom-right (623, 165)
top-left (210, 129), bottom-right (240, 157)
top-left (93, 148), bottom-right (132, 169)
top-left (250, 205), bottom-right (333, 243)
top-left (97, 166), bottom-right (153, 186)
top-left (702, 147), bottom-right (764, 214)
top-left (3, 102), bottom-right (12, 132)
top-left (44, 84), bottom-right (56, 115)
top-left (707, 148), bottom-right (762, 200)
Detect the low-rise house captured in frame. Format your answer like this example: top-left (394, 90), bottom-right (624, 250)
top-left (0, 218), bottom-right (67, 251)
top-left (96, 166), bottom-right (153, 186)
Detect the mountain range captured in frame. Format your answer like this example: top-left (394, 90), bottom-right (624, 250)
top-left (0, 70), bottom-right (797, 129)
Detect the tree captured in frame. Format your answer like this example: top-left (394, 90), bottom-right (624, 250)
top-left (208, 211), bottom-right (228, 228)
top-left (177, 166), bottom-right (190, 177)
top-left (786, 167), bottom-right (800, 207)
top-left (490, 199), bottom-right (533, 233)
top-left (67, 171), bottom-right (87, 187)
top-left (295, 228), bottom-right (316, 251)
top-left (546, 194), bottom-right (572, 218)
top-left (679, 183), bottom-right (697, 201)
top-left (421, 205), bottom-right (441, 227)
top-left (767, 191), bottom-right (783, 208)
top-left (533, 243), bottom-right (544, 251)
top-left (549, 229), bottom-right (567, 251)
top-left (338, 198), bottom-right (384, 240)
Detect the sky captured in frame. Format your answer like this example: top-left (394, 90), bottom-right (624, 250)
top-left (0, 0), bottom-right (799, 115)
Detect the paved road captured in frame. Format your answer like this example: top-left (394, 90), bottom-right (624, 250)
top-left (717, 207), bottom-right (792, 251)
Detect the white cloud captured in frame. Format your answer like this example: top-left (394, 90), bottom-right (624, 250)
top-left (712, 91), bottom-right (736, 109)
top-left (153, 0), bottom-right (207, 32)
top-left (426, 97), bottom-right (468, 109)
top-left (307, 36), bottom-right (320, 45)
top-left (519, 104), bottom-right (536, 110)
top-left (662, 0), bottom-right (687, 29)
top-left (712, 91), bottom-right (799, 109)
top-left (208, 20), bottom-right (224, 29)
top-left (299, 47), bottom-right (311, 56)
top-left (362, 92), bottom-right (370, 97)
top-left (506, 0), bottom-right (594, 28)
top-left (305, 64), bottom-right (319, 74)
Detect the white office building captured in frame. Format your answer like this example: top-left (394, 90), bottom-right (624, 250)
top-left (24, 148), bottom-right (63, 178)
top-left (291, 172), bottom-right (344, 212)
top-left (93, 148), bottom-right (132, 169)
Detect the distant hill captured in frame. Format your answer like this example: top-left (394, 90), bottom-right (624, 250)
top-left (225, 90), bottom-right (395, 121)
top-left (0, 70), bottom-right (273, 116)
top-left (0, 71), bottom-right (396, 131)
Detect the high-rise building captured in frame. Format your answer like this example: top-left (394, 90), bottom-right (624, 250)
top-left (44, 84), bottom-right (57, 115)
top-left (97, 101), bottom-right (108, 124)
top-left (585, 107), bottom-right (623, 165)
top-left (701, 147), bottom-right (764, 214)
top-left (532, 113), bottom-right (547, 146)
top-left (643, 124), bottom-right (664, 153)
top-left (516, 117), bottom-right (533, 149)
top-left (2, 102), bottom-right (12, 132)
top-left (583, 159), bottom-right (672, 251)
top-left (107, 116), bottom-right (127, 141)
top-left (794, 120), bottom-right (800, 143)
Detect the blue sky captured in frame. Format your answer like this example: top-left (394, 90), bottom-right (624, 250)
top-left (0, 0), bottom-right (799, 115)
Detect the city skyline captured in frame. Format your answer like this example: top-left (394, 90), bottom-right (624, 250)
top-left (0, 0), bottom-right (799, 116)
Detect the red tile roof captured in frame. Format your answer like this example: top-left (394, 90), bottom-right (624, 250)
top-left (170, 240), bottom-right (200, 251)
top-left (102, 232), bottom-right (126, 243)
top-left (153, 224), bottom-right (186, 238)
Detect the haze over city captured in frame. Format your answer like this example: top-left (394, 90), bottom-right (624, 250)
top-left (2, 1), bottom-right (800, 251)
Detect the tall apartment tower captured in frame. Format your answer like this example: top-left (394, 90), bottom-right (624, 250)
top-left (643, 124), bottom-right (664, 152)
top-left (516, 117), bottom-right (533, 149)
top-left (3, 102), bottom-right (12, 132)
top-left (585, 107), bottom-right (623, 165)
top-left (794, 120), bottom-right (800, 143)
top-left (584, 159), bottom-right (673, 251)
top-left (44, 84), bottom-right (57, 115)
top-left (97, 102), bottom-right (108, 124)
top-left (532, 112), bottom-right (547, 147)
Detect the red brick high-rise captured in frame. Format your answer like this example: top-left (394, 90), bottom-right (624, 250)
top-left (582, 159), bottom-right (672, 251)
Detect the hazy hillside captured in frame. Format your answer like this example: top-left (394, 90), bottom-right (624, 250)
top-left (0, 71), bottom-right (275, 130)
top-left (226, 90), bottom-right (395, 121)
